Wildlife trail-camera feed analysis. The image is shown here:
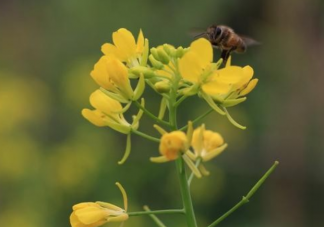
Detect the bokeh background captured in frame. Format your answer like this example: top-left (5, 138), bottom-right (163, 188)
top-left (0, 0), bottom-right (323, 227)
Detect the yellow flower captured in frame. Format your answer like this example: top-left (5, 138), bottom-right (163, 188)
top-left (101, 28), bottom-right (147, 67)
top-left (150, 124), bottom-right (202, 178)
top-left (82, 89), bottom-right (131, 134)
top-left (178, 38), bottom-right (257, 103)
top-left (70, 183), bottom-right (128, 227)
top-left (159, 131), bottom-right (188, 160)
top-left (188, 125), bottom-right (228, 162)
top-left (91, 56), bottom-right (134, 102)
top-left (179, 38), bottom-right (214, 84)
top-left (202, 59), bottom-right (258, 103)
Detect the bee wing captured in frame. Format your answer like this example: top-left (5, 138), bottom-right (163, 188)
top-left (240, 35), bottom-right (261, 46)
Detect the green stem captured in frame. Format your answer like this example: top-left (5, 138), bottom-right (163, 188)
top-left (176, 158), bottom-right (198, 227)
top-left (179, 108), bottom-right (214, 131)
top-left (188, 158), bottom-right (202, 186)
top-left (132, 129), bottom-right (160, 143)
top-left (143, 206), bottom-right (168, 227)
top-left (128, 209), bottom-right (184, 217)
top-left (207, 161), bottom-right (279, 227)
top-left (168, 66), bottom-right (197, 227)
top-left (134, 100), bottom-right (170, 127)
top-left (174, 95), bottom-right (188, 107)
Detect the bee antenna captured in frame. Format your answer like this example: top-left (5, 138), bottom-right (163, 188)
top-left (193, 32), bottom-right (207, 39)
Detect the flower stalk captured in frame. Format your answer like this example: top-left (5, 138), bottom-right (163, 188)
top-left (207, 161), bottom-right (279, 227)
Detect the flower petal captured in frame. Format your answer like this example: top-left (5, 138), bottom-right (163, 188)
top-left (75, 207), bottom-right (107, 224)
top-left (190, 38), bottom-right (213, 69)
top-left (90, 90), bottom-right (123, 115)
top-left (113, 28), bottom-right (136, 61)
top-left (240, 78), bottom-right (258, 96)
top-left (202, 80), bottom-right (232, 95)
top-left (136, 29), bottom-right (144, 54)
top-left (82, 109), bottom-right (106, 127)
top-left (91, 56), bottom-right (114, 90)
top-left (179, 51), bottom-right (203, 83)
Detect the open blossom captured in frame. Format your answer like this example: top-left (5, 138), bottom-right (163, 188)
top-left (179, 38), bottom-right (214, 85)
top-left (179, 38), bottom-right (258, 105)
top-left (202, 58), bottom-right (258, 104)
top-left (101, 28), bottom-right (146, 67)
top-left (188, 125), bottom-right (228, 162)
top-left (90, 56), bottom-right (135, 102)
top-left (82, 89), bottom-right (132, 134)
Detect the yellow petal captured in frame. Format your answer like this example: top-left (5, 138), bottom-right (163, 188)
top-left (91, 56), bottom-right (114, 90)
top-left (82, 109), bottom-right (106, 127)
top-left (240, 78), bottom-right (258, 96)
top-left (106, 57), bottom-right (133, 99)
top-left (106, 58), bottom-right (128, 85)
top-left (233, 65), bottom-right (254, 89)
top-left (216, 66), bottom-right (246, 84)
top-left (89, 90), bottom-right (123, 115)
top-left (73, 202), bottom-right (100, 211)
top-left (202, 143), bottom-right (228, 162)
top-left (190, 38), bottom-right (213, 69)
top-left (113, 28), bottom-right (136, 61)
top-left (179, 51), bottom-right (202, 83)
top-left (202, 80), bottom-right (232, 95)
top-left (101, 43), bottom-right (117, 57)
top-left (75, 207), bottom-right (107, 224)
top-left (203, 130), bottom-right (224, 151)
top-left (136, 29), bottom-right (144, 54)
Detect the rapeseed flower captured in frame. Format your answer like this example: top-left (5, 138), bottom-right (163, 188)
top-left (82, 89), bottom-right (132, 134)
top-left (101, 28), bottom-right (148, 67)
top-left (187, 124), bottom-right (227, 162)
top-left (91, 56), bottom-right (144, 102)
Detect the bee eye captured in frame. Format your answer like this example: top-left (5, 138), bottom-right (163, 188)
top-left (216, 27), bottom-right (222, 36)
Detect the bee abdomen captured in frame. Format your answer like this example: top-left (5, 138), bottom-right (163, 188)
top-left (235, 38), bottom-right (247, 53)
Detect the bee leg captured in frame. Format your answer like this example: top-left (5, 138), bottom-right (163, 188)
top-left (220, 50), bottom-right (231, 65)
top-left (220, 48), bottom-right (235, 66)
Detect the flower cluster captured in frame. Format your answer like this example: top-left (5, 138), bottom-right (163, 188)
top-left (67, 25), bottom-right (281, 227)
top-left (81, 28), bottom-right (257, 162)
top-left (75, 27), bottom-right (259, 226)
top-left (83, 28), bottom-right (257, 132)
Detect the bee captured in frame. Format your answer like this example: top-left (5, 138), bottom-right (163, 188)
top-left (195, 25), bottom-right (259, 64)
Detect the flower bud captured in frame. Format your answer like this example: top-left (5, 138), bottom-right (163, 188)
top-left (129, 66), bottom-right (156, 78)
top-left (154, 81), bottom-right (171, 93)
top-left (70, 202), bottom-right (128, 227)
top-left (149, 55), bottom-right (164, 69)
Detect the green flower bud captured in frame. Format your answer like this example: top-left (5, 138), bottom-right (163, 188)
top-left (150, 48), bottom-right (160, 61)
top-left (157, 48), bottom-right (170, 65)
top-left (176, 46), bottom-right (186, 58)
top-left (163, 44), bottom-right (176, 57)
top-left (149, 55), bottom-right (164, 69)
top-left (129, 66), bottom-right (156, 78)
top-left (154, 81), bottom-right (171, 93)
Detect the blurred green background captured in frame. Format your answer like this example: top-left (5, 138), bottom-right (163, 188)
top-left (0, 0), bottom-right (323, 227)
